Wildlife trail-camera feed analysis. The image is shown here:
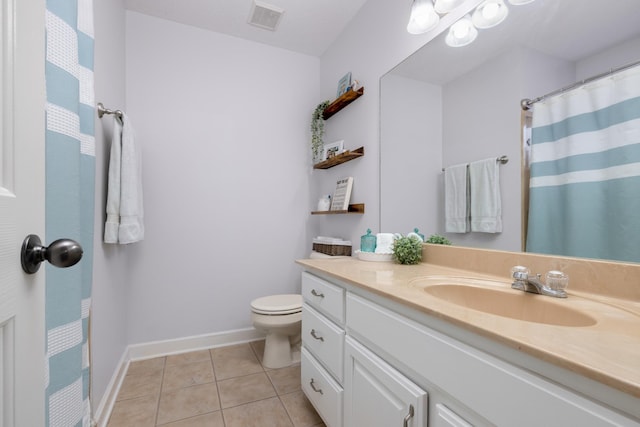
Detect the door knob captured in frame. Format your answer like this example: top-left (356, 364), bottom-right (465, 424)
top-left (21, 234), bottom-right (83, 274)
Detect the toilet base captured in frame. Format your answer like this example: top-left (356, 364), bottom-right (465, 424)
top-left (262, 332), bottom-right (301, 369)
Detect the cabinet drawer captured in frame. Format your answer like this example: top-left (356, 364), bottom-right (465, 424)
top-left (302, 272), bottom-right (345, 324)
top-left (301, 347), bottom-right (343, 427)
top-left (302, 303), bottom-right (344, 383)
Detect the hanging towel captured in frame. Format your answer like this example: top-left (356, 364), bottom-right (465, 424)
top-left (104, 112), bottom-right (144, 244)
top-left (444, 163), bottom-right (470, 233)
top-left (469, 158), bottom-right (502, 233)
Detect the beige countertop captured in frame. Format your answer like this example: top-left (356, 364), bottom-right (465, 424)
top-left (296, 256), bottom-right (640, 399)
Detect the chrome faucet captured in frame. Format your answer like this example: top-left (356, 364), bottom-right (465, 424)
top-left (511, 267), bottom-right (567, 298)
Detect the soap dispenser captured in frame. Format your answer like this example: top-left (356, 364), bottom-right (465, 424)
top-left (360, 229), bottom-right (377, 253)
top-left (408, 228), bottom-right (425, 242)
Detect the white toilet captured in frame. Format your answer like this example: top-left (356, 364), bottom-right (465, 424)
top-left (250, 294), bottom-right (303, 369)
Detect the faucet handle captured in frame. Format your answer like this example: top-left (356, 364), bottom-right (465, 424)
top-left (511, 265), bottom-right (530, 280)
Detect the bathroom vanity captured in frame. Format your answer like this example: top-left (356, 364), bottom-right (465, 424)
top-left (297, 245), bottom-right (640, 426)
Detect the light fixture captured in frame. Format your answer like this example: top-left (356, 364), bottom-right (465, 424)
top-left (407, 0), bottom-right (440, 35)
top-left (472, 0), bottom-right (509, 29)
top-left (433, 0), bottom-right (466, 14)
top-left (508, 0), bottom-right (534, 4)
top-left (445, 15), bottom-right (478, 47)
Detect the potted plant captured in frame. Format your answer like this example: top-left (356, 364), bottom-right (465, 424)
top-left (392, 235), bottom-right (423, 265)
top-left (310, 100), bottom-right (330, 163)
top-left (425, 234), bottom-right (452, 245)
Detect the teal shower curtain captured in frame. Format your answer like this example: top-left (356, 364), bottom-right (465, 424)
top-left (45, 0), bottom-right (95, 425)
top-left (526, 65), bottom-right (640, 263)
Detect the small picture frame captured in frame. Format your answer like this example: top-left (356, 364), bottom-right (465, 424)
top-left (323, 140), bottom-right (344, 161)
top-left (336, 72), bottom-right (352, 98)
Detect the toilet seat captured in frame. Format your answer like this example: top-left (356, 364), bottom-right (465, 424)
top-left (251, 294), bottom-right (302, 315)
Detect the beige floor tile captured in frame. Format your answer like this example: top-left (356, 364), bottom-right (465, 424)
top-left (127, 357), bottom-right (166, 377)
top-left (223, 397), bottom-right (294, 427)
top-left (157, 411), bottom-right (225, 427)
top-left (267, 365), bottom-right (301, 395)
top-left (210, 343), bottom-right (264, 380)
top-left (162, 360), bottom-right (215, 391)
top-left (166, 350), bottom-right (212, 367)
top-left (156, 382), bottom-right (221, 425)
top-left (107, 394), bottom-right (158, 427)
top-left (250, 340), bottom-right (266, 365)
top-left (218, 372), bottom-right (277, 408)
top-left (280, 391), bottom-right (324, 427)
top-left (117, 371), bottom-right (163, 401)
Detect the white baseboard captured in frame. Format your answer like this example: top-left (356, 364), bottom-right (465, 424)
top-left (93, 348), bottom-right (130, 427)
top-left (93, 327), bottom-right (264, 427)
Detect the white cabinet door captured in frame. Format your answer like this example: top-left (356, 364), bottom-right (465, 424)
top-left (344, 336), bottom-right (428, 427)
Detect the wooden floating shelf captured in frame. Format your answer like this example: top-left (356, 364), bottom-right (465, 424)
top-left (314, 147), bottom-right (365, 170)
top-left (311, 203), bottom-right (365, 215)
top-left (322, 87), bottom-right (365, 120)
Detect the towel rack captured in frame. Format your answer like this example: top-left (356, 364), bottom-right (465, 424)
top-left (97, 102), bottom-right (123, 121)
top-left (442, 155), bottom-right (508, 172)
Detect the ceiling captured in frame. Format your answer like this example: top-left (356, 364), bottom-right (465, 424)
top-left (124, 0), bottom-right (370, 56)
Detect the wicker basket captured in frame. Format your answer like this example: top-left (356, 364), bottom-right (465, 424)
top-left (312, 240), bottom-right (352, 256)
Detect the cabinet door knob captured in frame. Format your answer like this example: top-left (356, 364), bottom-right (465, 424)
top-left (311, 289), bottom-right (325, 298)
top-left (310, 329), bottom-right (325, 342)
top-left (310, 378), bottom-right (323, 395)
top-left (403, 404), bottom-right (414, 427)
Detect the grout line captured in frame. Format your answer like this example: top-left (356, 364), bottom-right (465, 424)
top-left (153, 357), bottom-right (167, 426)
top-left (209, 349), bottom-right (226, 427)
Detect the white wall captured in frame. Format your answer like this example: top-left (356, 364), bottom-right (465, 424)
top-left (92, 0), bottom-right (129, 406)
top-left (381, 74), bottom-right (442, 235)
top-left (124, 12), bottom-right (319, 344)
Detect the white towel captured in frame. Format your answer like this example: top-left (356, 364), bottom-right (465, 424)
top-left (375, 233), bottom-right (396, 254)
top-left (469, 158), bottom-right (502, 233)
top-left (104, 113), bottom-right (144, 244)
top-left (444, 163), bottom-right (470, 233)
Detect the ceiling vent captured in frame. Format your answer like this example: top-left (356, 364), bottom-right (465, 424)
top-left (248, 1), bottom-right (284, 31)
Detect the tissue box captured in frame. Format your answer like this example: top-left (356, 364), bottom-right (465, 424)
top-left (312, 237), bottom-right (352, 256)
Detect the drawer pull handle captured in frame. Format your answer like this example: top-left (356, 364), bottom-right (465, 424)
top-left (311, 289), bottom-right (325, 298)
top-left (310, 329), bottom-right (324, 341)
top-left (310, 378), bottom-right (323, 395)
top-left (403, 404), bottom-right (414, 427)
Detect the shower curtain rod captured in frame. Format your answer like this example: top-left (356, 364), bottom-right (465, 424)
top-left (521, 58), bottom-right (640, 110)
top-left (441, 155), bottom-right (508, 171)
top-left (96, 102), bottom-right (123, 120)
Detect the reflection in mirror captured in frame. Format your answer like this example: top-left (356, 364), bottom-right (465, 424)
top-left (380, 0), bottom-right (640, 262)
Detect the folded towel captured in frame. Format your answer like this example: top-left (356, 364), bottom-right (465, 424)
top-left (469, 158), bottom-right (502, 233)
top-left (444, 163), bottom-right (470, 233)
top-left (375, 233), bottom-right (396, 254)
top-left (104, 112), bottom-right (144, 244)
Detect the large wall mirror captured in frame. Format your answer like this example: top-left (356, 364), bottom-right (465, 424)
top-left (380, 0), bottom-right (640, 262)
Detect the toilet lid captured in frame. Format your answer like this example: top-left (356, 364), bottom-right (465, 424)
top-left (251, 294), bottom-right (302, 315)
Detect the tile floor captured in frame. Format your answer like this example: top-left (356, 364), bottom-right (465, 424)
top-left (107, 341), bottom-right (325, 427)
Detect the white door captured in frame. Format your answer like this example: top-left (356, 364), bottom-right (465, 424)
top-left (0, 0), bottom-right (46, 426)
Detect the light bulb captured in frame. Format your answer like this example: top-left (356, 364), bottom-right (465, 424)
top-left (472, 0), bottom-right (508, 29)
top-left (482, 2), bottom-right (500, 19)
top-left (407, 0), bottom-right (440, 34)
top-left (445, 15), bottom-right (478, 47)
top-left (452, 19), bottom-right (471, 38)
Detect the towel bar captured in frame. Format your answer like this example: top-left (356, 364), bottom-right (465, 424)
top-left (97, 102), bottom-right (123, 121)
top-left (442, 155), bottom-right (508, 172)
